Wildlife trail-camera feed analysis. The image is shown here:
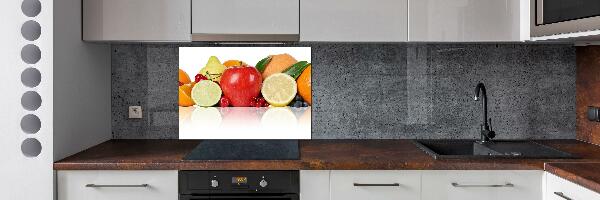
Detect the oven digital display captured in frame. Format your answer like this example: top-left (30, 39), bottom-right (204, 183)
top-left (232, 176), bottom-right (248, 185)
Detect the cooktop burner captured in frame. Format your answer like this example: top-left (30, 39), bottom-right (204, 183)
top-left (183, 140), bottom-right (300, 160)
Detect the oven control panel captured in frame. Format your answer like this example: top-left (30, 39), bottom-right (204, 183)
top-left (179, 171), bottom-right (299, 195)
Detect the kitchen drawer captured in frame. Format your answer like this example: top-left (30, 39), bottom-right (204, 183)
top-left (545, 172), bottom-right (600, 200)
top-left (300, 170), bottom-right (330, 200)
top-left (330, 170), bottom-right (420, 200)
top-left (422, 170), bottom-right (543, 200)
top-left (57, 170), bottom-right (178, 200)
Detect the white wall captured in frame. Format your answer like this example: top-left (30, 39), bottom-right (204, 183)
top-left (0, 0), bottom-right (54, 199)
top-left (53, 0), bottom-right (111, 161)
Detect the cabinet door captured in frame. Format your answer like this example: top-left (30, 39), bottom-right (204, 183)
top-left (409, 0), bottom-right (529, 42)
top-left (422, 170), bottom-right (543, 200)
top-left (330, 170), bottom-right (420, 200)
top-left (57, 170), bottom-right (178, 200)
top-left (545, 172), bottom-right (600, 200)
top-left (300, 170), bottom-right (330, 200)
top-left (191, 0), bottom-right (299, 41)
top-left (300, 0), bottom-right (408, 42)
top-left (82, 0), bottom-right (191, 41)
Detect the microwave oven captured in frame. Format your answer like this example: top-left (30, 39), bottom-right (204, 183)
top-left (532, 0), bottom-right (600, 37)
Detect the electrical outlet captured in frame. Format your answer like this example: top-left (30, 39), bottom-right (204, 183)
top-left (128, 106), bottom-right (143, 119)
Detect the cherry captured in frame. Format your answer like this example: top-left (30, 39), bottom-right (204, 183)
top-left (257, 98), bottom-right (266, 106)
top-left (195, 74), bottom-right (208, 82)
top-left (249, 97), bottom-right (259, 106)
top-left (219, 96), bottom-right (231, 107)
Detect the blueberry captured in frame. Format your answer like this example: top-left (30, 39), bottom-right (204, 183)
top-left (302, 102), bottom-right (309, 107)
top-left (292, 101), bottom-right (303, 108)
top-left (294, 95), bottom-right (303, 101)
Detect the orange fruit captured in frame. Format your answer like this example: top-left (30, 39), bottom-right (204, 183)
top-left (223, 60), bottom-right (247, 68)
top-left (179, 82), bottom-right (195, 107)
top-left (262, 54), bottom-right (297, 79)
top-left (179, 69), bottom-right (192, 84)
top-left (297, 65), bottom-right (311, 105)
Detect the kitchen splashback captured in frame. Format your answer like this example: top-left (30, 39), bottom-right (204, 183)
top-left (112, 43), bottom-right (576, 139)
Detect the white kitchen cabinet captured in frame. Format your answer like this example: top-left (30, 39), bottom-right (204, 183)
top-left (329, 170), bottom-right (420, 200)
top-left (545, 172), bottom-right (600, 200)
top-left (421, 170), bottom-right (543, 200)
top-left (57, 170), bottom-right (178, 200)
top-left (408, 0), bottom-right (529, 42)
top-left (191, 0), bottom-right (299, 41)
top-left (300, 171), bottom-right (330, 200)
top-left (300, 0), bottom-right (408, 42)
top-left (82, 0), bottom-right (191, 41)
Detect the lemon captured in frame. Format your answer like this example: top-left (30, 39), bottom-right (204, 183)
top-left (191, 80), bottom-right (222, 107)
top-left (261, 73), bottom-right (297, 107)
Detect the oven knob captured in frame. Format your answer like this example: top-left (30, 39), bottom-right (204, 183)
top-left (259, 179), bottom-right (268, 188)
top-left (210, 179), bottom-right (219, 188)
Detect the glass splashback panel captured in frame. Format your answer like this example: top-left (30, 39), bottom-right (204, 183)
top-left (178, 47), bottom-right (311, 139)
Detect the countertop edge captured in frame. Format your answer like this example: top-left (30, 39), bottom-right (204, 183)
top-left (545, 162), bottom-right (600, 194)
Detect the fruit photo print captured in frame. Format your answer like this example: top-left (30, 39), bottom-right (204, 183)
top-left (179, 47), bottom-right (311, 139)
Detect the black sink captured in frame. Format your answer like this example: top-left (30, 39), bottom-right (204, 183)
top-left (413, 140), bottom-right (576, 160)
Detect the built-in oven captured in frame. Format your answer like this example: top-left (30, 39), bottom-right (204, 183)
top-left (532, 0), bottom-right (600, 37)
top-left (179, 171), bottom-right (299, 200)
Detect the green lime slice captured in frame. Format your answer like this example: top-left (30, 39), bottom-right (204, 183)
top-left (191, 80), bottom-right (222, 107)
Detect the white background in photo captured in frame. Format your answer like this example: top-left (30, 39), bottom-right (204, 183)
top-left (179, 47), bottom-right (311, 75)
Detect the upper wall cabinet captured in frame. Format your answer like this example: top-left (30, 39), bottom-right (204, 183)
top-left (82, 0), bottom-right (191, 42)
top-left (191, 0), bottom-right (300, 41)
top-left (409, 0), bottom-right (530, 42)
top-left (300, 0), bottom-right (408, 42)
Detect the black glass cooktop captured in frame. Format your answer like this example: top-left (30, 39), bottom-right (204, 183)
top-left (183, 140), bottom-right (300, 160)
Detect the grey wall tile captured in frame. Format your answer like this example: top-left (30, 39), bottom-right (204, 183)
top-left (111, 43), bottom-right (576, 140)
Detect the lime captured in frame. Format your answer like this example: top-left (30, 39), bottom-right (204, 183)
top-left (191, 80), bottom-right (222, 107)
top-left (261, 73), bottom-right (297, 107)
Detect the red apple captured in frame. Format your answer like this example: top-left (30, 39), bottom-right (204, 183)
top-left (220, 66), bottom-right (262, 107)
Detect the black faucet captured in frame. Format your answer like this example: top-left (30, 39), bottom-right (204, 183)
top-left (474, 83), bottom-right (495, 143)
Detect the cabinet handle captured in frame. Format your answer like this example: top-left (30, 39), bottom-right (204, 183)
top-left (353, 183), bottom-right (400, 187)
top-left (451, 182), bottom-right (514, 188)
top-left (85, 184), bottom-right (149, 188)
top-left (553, 192), bottom-right (573, 200)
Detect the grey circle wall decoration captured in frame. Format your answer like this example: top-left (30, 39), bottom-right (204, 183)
top-left (21, 44), bottom-right (41, 64)
top-left (20, 0), bottom-right (44, 160)
top-left (21, 68), bottom-right (41, 87)
top-left (21, 114), bottom-right (41, 134)
top-left (21, 91), bottom-right (42, 111)
top-left (21, 20), bottom-right (41, 41)
top-left (21, 0), bottom-right (41, 17)
top-left (21, 138), bottom-right (42, 157)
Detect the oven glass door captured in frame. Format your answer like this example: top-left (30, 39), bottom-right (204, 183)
top-left (538, 0), bottom-right (600, 25)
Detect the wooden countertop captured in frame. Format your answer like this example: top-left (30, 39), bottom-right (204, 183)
top-left (54, 139), bottom-right (600, 194)
top-left (54, 139), bottom-right (600, 171)
top-left (545, 162), bottom-right (600, 194)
